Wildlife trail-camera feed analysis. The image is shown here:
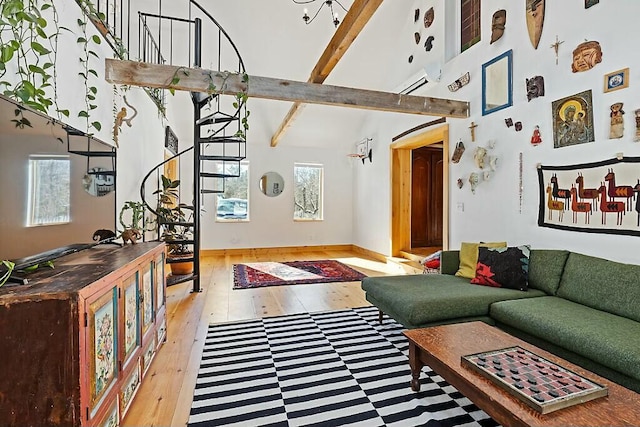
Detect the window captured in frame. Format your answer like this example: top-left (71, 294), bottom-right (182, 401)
top-left (216, 161), bottom-right (249, 221)
top-left (461, 0), bottom-right (481, 52)
top-left (27, 155), bottom-right (71, 226)
top-left (294, 163), bottom-right (323, 221)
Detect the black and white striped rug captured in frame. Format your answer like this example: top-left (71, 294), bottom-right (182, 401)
top-left (188, 306), bottom-right (498, 427)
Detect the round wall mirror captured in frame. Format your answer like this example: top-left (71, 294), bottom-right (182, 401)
top-left (259, 172), bottom-right (284, 197)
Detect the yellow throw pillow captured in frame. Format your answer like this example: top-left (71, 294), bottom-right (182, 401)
top-left (455, 241), bottom-right (507, 279)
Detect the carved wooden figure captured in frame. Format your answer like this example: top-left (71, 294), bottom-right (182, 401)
top-left (526, 76), bottom-right (545, 101)
top-left (490, 10), bottom-right (506, 44)
top-left (609, 102), bottom-right (624, 139)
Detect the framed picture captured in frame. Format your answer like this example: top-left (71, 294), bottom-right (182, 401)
top-left (551, 90), bottom-right (594, 148)
top-left (482, 50), bottom-right (513, 115)
top-left (603, 68), bottom-right (629, 93)
top-left (585, 0), bottom-right (599, 8)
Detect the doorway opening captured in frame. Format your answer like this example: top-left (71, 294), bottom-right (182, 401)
top-left (390, 124), bottom-right (449, 258)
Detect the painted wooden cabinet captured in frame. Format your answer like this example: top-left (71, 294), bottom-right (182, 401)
top-left (0, 242), bottom-right (166, 427)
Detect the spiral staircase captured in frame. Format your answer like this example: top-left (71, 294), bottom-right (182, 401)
top-left (96, 0), bottom-right (248, 292)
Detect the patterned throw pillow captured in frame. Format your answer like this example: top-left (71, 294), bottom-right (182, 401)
top-left (471, 245), bottom-right (531, 291)
top-left (455, 241), bottom-right (507, 279)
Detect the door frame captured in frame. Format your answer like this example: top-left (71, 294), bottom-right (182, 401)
top-left (390, 124), bottom-right (449, 256)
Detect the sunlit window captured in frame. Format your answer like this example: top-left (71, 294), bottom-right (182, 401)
top-left (294, 163), bottom-right (323, 221)
top-left (216, 161), bottom-right (249, 221)
top-left (27, 155), bottom-right (71, 226)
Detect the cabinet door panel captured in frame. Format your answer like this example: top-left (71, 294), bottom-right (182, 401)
top-left (141, 262), bottom-right (154, 335)
top-left (88, 286), bottom-right (119, 413)
top-left (122, 272), bottom-right (140, 368)
top-left (119, 364), bottom-right (141, 417)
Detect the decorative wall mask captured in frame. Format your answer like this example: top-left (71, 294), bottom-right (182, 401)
top-left (408, 55), bottom-right (413, 63)
top-left (505, 118), bottom-right (514, 127)
top-left (526, 76), bottom-right (545, 101)
top-left (474, 147), bottom-right (488, 169)
top-left (424, 36), bottom-right (434, 52)
top-left (451, 140), bottom-right (465, 164)
top-left (552, 90), bottom-right (595, 148)
top-left (490, 10), bottom-right (506, 44)
top-left (571, 40), bottom-right (602, 73)
top-left (424, 7), bottom-right (434, 28)
top-left (515, 121), bottom-right (523, 132)
top-left (526, 0), bottom-right (545, 49)
top-left (414, 8), bottom-right (420, 22)
top-left (585, 0), bottom-right (599, 8)
top-left (609, 102), bottom-right (625, 139)
top-left (414, 32), bottom-right (421, 44)
top-left (635, 109), bottom-right (640, 142)
top-left (457, 178), bottom-right (464, 189)
top-left (468, 172), bottom-right (480, 194)
top-left (448, 72), bottom-right (470, 92)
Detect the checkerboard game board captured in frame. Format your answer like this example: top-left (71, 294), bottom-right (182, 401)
top-left (461, 346), bottom-right (608, 414)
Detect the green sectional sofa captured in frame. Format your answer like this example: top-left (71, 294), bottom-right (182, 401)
top-left (361, 249), bottom-right (640, 393)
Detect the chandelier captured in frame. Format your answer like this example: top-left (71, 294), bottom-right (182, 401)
top-left (293, 0), bottom-right (349, 27)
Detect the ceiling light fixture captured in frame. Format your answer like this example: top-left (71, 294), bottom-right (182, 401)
top-left (293, 0), bottom-right (349, 28)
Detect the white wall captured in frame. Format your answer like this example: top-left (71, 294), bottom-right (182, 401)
top-left (201, 143), bottom-right (354, 250)
top-left (353, 0), bottom-right (640, 264)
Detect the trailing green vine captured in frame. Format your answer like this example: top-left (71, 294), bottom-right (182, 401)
top-left (0, 0), bottom-right (64, 120)
top-left (75, 0), bottom-right (102, 133)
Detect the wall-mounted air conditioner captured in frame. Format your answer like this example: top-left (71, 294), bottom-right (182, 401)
top-left (394, 63), bottom-right (442, 95)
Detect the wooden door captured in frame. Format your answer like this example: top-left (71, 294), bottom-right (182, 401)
top-left (411, 146), bottom-right (443, 248)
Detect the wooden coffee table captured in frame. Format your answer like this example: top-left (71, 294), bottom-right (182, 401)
top-left (404, 322), bottom-right (640, 427)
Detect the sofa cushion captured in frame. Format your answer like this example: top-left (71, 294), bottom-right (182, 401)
top-left (490, 296), bottom-right (640, 382)
top-left (556, 253), bottom-right (640, 322)
top-left (455, 241), bottom-right (507, 279)
top-left (471, 245), bottom-right (530, 291)
top-left (361, 274), bottom-right (545, 328)
top-left (527, 249), bottom-right (569, 295)
top-left (441, 251), bottom-right (460, 275)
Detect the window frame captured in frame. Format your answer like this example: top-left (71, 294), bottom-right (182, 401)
top-left (215, 160), bottom-right (250, 222)
top-left (27, 154), bottom-right (71, 227)
top-left (293, 163), bottom-right (324, 222)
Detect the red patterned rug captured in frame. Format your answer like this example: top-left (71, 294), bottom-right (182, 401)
top-left (232, 260), bottom-right (367, 289)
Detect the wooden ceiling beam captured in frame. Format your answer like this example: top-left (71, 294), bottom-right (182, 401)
top-left (105, 59), bottom-right (470, 118)
top-left (271, 0), bottom-right (383, 147)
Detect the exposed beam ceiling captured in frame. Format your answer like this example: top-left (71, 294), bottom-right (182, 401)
top-left (270, 0), bottom-right (384, 147)
top-left (105, 59), bottom-right (470, 118)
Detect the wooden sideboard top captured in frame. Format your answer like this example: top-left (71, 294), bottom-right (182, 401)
top-left (0, 242), bottom-right (165, 302)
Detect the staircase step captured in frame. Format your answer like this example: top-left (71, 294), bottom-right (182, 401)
top-left (196, 112), bottom-right (238, 126)
top-left (167, 273), bottom-right (197, 287)
top-left (201, 189), bottom-right (225, 194)
top-left (87, 170), bottom-right (116, 176)
top-left (198, 136), bottom-right (245, 144)
top-left (68, 150), bottom-right (116, 157)
top-left (159, 220), bottom-right (194, 227)
top-left (191, 91), bottom-right (217, 108)
top-left (200, 172), bottom-right (240, 179)
top-left (200, 155), bottom-right (246, 162)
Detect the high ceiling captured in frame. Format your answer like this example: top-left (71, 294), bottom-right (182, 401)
top-left (144, 0), bottom-right (427, 149)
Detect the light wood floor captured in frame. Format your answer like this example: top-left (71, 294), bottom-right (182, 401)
top-left (122, 247), bottom-right (405, 427)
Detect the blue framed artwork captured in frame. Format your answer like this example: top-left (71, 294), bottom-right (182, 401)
top-left (603, 68), bottom-right (629, 93)
top-left (482, 50), bottom-right (513, 115)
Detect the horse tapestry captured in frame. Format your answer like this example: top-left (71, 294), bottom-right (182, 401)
top-left (537, 157), bottom-right (640, 236)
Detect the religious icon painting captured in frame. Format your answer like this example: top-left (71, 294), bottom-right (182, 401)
top-left (551, 90), bottom-right (595, 149)
top-left (585, 0), bottom-right (599, 8)
top-left (603, 68), bottom-right (629, 93)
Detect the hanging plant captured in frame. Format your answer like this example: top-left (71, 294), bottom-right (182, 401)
top-left (0, 0), bottom-right (69, 121)
top-left (75, 2), bottom-right (102, 133)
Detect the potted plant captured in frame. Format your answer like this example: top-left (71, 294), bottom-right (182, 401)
top-left (118, 200), bottom-right (151, 244)
top-left (153, 175), bottom-right (194, 275)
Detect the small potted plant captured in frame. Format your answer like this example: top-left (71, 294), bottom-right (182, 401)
top-left (118, 200), bottom-right (151, 244)
top-left (153, 175), bottom-right (194, 275)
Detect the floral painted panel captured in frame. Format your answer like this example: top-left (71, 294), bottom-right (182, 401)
top-left (142, 264), bottom-right (154, 333)
top-left (120, 365), bottom-right (140, 415)
top-left (155, 254), bottom-right (165, 311)
top-left (89, 287), bottom-right (118, 409)
top-left (123, 273), bottom-right (139, 362)
top-left (142, 337), bottom-right (156, 375)
top-left (156, 317), bottom-right (167, 345)
top-left (99, 401), bottom-right (119, 427)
